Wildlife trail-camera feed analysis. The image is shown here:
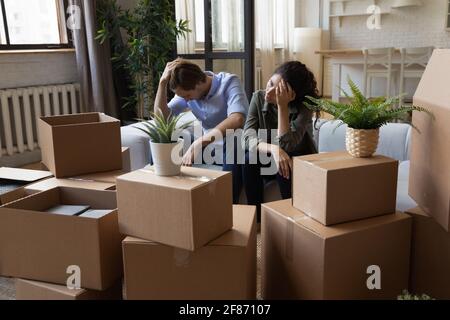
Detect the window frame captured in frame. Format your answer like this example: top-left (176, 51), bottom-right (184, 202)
top-left (177, 0), bottom-right (255, 100)
top-left (0, 0), bottom-right (73, 51)
top-left (447, 0), bottom-right (450, 30)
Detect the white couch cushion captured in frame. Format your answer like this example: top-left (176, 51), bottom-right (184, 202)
top-left (318, 121), bottom-right (412, 162)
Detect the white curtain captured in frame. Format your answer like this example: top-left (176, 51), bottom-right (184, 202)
top-left (175, 0), bottom-right (196, 54)
top-left (256, 0), bottom-right (296, 88)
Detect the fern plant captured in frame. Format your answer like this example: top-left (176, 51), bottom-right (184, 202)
top-left (305, 77), bottom-right (433, 131)
top-left (134, 112), bottom-right (192, 144)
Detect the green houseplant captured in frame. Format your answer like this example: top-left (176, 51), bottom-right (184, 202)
top-left (96, 0), bottom-right (190, 120)
top-left (135, 112), bottom-right (192, 176)
top-left (305, 77), bottom-right (433, 158)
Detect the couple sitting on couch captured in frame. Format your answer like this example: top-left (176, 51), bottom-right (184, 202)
top-left (155, 59), bottom-right (320, 218)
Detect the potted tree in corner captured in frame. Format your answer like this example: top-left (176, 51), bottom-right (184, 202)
top-left (305, 77), bottom-right (433, 158)
top-left (135, 112), bottom-right (192, 176)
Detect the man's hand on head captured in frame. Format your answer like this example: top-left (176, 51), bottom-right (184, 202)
top-left (160, 59), bottom-right (182, 84)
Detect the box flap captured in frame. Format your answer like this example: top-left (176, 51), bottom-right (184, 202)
top-left (17, 279), bottom-right (83, 297)
top-left (405, 206), bottom-right (430, 218)
top-left (25, 177), bottom-right (115, 192)
top-left (414, 49), bottom-right (450, 108)
top-left (263, 199), bottom-right (410, 238)
top-left (118, 166), bottom-right (229, 191)
top-left (0, 167), bottom-right (52, 182)
top-left (40, 113), bottom-right (100, 127)
top-left (294, 151), bottom-right (396, 171)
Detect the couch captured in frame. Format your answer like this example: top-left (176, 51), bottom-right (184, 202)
top-left (121, 113), bottom-right (416, 212)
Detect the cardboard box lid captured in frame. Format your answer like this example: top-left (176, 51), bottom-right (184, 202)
top-left (0, 167), bottom-right (52, 182)
top-left (118, 166), bottom-right (230, 191)
top-left (294, 151), bottom-right (397, 171)
top-left (124, 205), bottom-right (255, 248)
top-left (414, 49), bottom-right (450, 107)
top-left (263, 199), bottom-right (410, 239)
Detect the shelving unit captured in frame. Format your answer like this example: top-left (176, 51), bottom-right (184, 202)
top-left (329, 0), bottom-right (388, 28)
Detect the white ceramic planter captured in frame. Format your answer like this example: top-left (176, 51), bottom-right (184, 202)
top-left (150, 139), bottom-right (184, 176)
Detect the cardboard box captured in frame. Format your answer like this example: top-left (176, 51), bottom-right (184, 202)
top-left (262, 199), bottom-right (411, 300)
top-left (0, 167), bottom-right (52, 205)
top-left (0, 187), bottom-right (123, 290)
top-left (122, 205), bottom-right (256, 300)
top-left (38, 112), bottom-right (122, 178)
top-left (407, 207), bottom-right (450, 299)
top-left (292, 151), bottom-right (398, 225)
top-left (16, 279), bottom-right (123, 300)
top-left (410, 49), bottom-right (450, 231)
top-left (117, 166), bottom-right (233, 251)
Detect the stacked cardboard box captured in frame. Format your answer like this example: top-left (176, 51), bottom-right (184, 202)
top-left (2, 112), bottom-right (129, 299)
top-left (406, 49), bottom-right (450, 298)
top-left (262, 151), bottom-right (412, 299)
top-left (117, 166), bottom-right (257, 299)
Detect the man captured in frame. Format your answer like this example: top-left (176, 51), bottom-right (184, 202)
top-left (154, 59), bottom-right (249, 203)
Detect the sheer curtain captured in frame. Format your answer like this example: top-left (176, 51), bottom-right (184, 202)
top-left (175, 0), bottom-right (196, 54)
top-left (256, 0), bottom-right (296, 88)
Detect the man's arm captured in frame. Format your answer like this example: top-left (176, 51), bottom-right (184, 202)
top-left (154, 60), bottom-right (182, 118)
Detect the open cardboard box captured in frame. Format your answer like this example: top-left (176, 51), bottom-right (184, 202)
top-left (122, 205), bottom-right (256, 300)
top-left (0, 167), bottom-right (52, 205)
top-left (38, 112), bottom-right (122, 178)
top-left (410, 49), bottom-right (450, 231)
top-left (0, 187), bottom-right (124, 290)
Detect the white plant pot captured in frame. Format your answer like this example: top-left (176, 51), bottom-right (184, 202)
top-left (150, 139), bottom-right (184, 176)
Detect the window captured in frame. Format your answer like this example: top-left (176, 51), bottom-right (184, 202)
top-left (176, 0), bottom-right (254, 99)
top-left (0, 0), bottom-right (71, 50)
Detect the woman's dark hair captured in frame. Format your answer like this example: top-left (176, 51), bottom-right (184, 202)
top-left (274, 61), bottom-right (321, 126)
top-left (169, 59), bottom-right (207, 91)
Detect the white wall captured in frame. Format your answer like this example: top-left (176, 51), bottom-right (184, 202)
top-left (329, 0), bottom-right (450, 49)
top-left (321, 0), bottom-right (450, 97)
top-left (0, 51), bottom-right (77, 89)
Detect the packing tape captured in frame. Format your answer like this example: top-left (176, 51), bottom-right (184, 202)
top-left (173, 247), bottom-right (192, 268)
top-left (140, 168), bottom-right (213, 183)
top-left (285, 215), bottom-right (310, 262)
top-left (303, 155), bottom-right (353, 165)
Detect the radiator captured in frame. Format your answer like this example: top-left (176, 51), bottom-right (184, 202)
top-left (0, 83), bottom-right (81, 158)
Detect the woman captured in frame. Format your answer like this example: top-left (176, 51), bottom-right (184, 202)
top-left (242, 61), bottom-right (320, 220)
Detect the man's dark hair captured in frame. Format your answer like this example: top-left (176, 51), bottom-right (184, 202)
top-left (169, 60), bottom-right (207, 91)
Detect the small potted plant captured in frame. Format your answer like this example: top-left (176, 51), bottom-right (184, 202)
top-left (135, 112), bottom-right (192, 176)
top-left (305, 77), bottom-right (433, 158)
